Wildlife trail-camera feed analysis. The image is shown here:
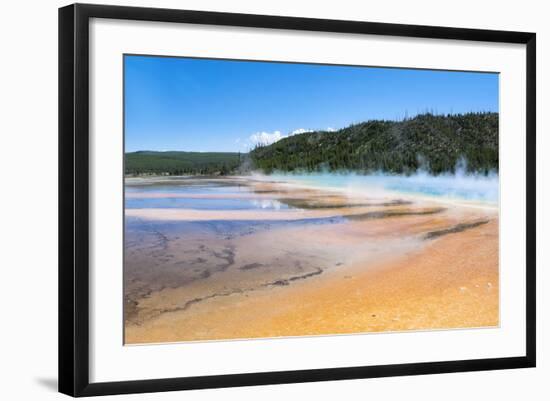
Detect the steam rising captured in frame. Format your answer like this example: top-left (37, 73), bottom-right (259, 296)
top-left (263, 167), bottom-right (499, 204)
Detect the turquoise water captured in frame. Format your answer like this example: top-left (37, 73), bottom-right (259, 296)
top-left (268, 172), bottom-right (499, 204)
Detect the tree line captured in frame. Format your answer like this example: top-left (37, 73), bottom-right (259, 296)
top-left (125, 151), bottom-right (241, 176)
top-left (249, 112), bottom-right (498, 175)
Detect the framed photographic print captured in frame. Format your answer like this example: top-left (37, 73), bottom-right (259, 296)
top-left (58, 3), bottom-right (536, 397)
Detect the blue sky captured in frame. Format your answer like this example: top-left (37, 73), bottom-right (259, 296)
top-left (124, 55), bottom-right (498, 153)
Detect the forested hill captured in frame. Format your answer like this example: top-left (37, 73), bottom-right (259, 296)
top-left (249, 112), bottom-right (498, 175)
top-left (125, 151), bottom-right (241, 175)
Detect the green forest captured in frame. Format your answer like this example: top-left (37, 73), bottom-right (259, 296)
top-left (249, 112), bottom-right (498, 175)
top-left (125, 151), bottom-right (241, 176)
top-left (125, 112), bottom-right (498, 176)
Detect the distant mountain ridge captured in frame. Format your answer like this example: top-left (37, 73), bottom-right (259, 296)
top-left (249, 112), bottom-right (498, 175)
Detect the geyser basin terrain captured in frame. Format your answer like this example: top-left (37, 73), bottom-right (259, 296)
top-left (124, 175), bottom-right (498, 343)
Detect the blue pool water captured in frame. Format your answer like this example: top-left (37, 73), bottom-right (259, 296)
top-left (125, 179), bottom-right (295, 211)
top-left (125, 197), bottom-right (291, 211)
top-left (267, 172), bottom-right (499, 204)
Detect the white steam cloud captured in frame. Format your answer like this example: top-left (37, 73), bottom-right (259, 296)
top-left (264, 166), bottom-right (499, 204)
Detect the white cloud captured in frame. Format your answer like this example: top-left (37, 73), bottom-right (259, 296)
top-left (290, 128), bottom-right (312, 135)
top-left (249, 130), bottom-right (284, 146)
top-left (248, 128), bottom-right (315, 148)
top-left (326, 127), bottom-right (337, 132)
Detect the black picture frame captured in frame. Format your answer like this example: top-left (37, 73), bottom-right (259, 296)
top-left (59, 3), bottom-right (536, 397)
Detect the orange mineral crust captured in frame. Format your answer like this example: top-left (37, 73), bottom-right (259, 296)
top-left (124, 177), bottom-right (499, 344)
